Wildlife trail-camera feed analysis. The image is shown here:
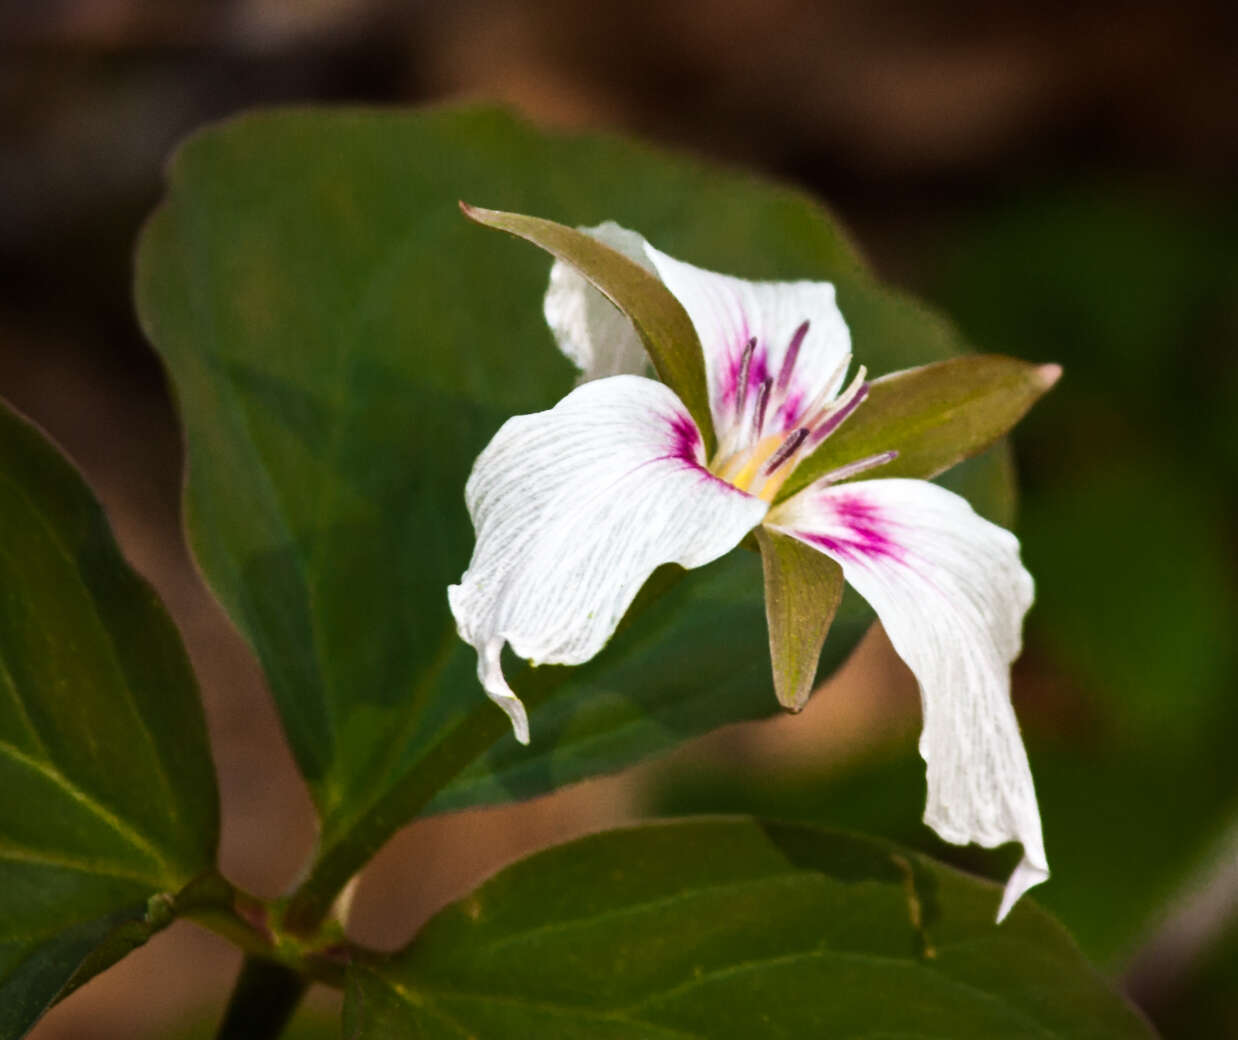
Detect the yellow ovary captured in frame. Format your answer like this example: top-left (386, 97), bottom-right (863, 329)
top-left (712, 432), bottom-right (804, 501)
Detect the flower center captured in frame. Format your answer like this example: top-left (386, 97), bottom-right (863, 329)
top-left (707, 325), bottom-right (880, 502)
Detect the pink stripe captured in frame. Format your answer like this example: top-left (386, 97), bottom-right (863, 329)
top-left (661, 411), bottom-right (758, 498)
top-left (797, 493), bottom-right (904, 564)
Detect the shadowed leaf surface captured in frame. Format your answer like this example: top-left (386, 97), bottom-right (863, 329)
top-left (343, 819), bottom-right (1154, 1039)
top-left (0, 403), bottom-right (218, 1038)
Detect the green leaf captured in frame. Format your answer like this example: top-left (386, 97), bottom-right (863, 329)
top-left (461, 203), bottom-right (715, 451)
top-left (780, 354), bottom-right (1059, 500)
top-left (0, 403), bottom-right (218, 1037)
top-left (649, 684), bottom-right (1238, 969)
top-left (135, 105), bottom-right (1015, 929)
top-left (342, 819), bottom-right (1153, 1039)
top-left (755, 527), bottom-right (844, 712)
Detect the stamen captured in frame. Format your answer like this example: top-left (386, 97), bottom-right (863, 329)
top-left (775, 321), bottom-right (810, 392)
top-left (818, 449), bottom-right (898, 484)
top-left (726, 432), bottom-right (784, 492)
top-left (795, 352), bottom-right (852, 430)
top-left (752, 377), bottom-right (772, 435)
top-left (762, 427), bottom-right (809, 475)
top-left (809, 369), bottom-right (868, 445)
top-left (734, 337), bottom-right (756, 412)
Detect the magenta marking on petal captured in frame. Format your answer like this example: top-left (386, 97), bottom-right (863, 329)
top-left (718, 358), bottom-right (737, 408)
top-left (749, 352), bottom-right (770, 395)
top-left (774, 391), bottom-right (804, 431)
top-left (660, 410), bottom-right (755, 499)
top-left (800, 492), bottom-right (904, 563)
top-left (720, 338), bottom-right (768, 413)
top-left (667, 411), bottom-right (703, 464)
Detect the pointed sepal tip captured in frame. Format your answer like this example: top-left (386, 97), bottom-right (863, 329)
top-left (1035, 362), bottom-right (1063, 390)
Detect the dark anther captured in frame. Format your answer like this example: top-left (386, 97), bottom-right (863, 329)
top-left (735, 337), bottom-right (757, 410)
top-left (811, 381), bottom-right (869, 443)
top-left (753, 377), bottom-right (772, 433)
top-left (763, 427), bottom-right (809, 474)
top-left (776, 321), bottom-right (809, 392)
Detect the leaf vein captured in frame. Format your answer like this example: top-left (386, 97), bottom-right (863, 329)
top-left (0, 738), bottom-right (170, 879)
top-left (0, 470), bottom-right (181, 832)
top-left (625, 948), bottom-right (1060, 1038)
top-left (0, 649), bottom-right (48, 757)
top-left (379, 974), bottom-right (707, 1039)
top-left (473, 872), bottom-right (821, 958)
top-left (0, 842), bottom-right (161, 887)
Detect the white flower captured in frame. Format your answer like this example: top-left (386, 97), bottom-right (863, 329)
top-left (448, 224), bottom-right (1048, 919)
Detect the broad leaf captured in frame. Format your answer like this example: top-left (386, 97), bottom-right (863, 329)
top-left (461, 204), bottom-right (715, 450)
top-left (756, 526), bottom-right (844, 711)
top-left (780, 354), bottom-right (1059, 500)
top-left (135, 105), bottom-right (1014, 927)
top-left (342, 819), bottom-right (1154, 1039)
top-left (0, 403), bottom-right (218, 1038)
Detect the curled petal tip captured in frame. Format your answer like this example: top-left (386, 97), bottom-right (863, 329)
top-left (489, 682), bottom-right (530, 745)
top-left (478, 638), bottom-right (531, 744)
top-left (996, 856), bottom-right (1050, 923)
top-left (505, 699), bottom-right (531, 746)
top-left (1035, 362), bottom-right (1063, 390)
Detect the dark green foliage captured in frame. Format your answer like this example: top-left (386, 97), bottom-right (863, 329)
top-left (344, 819), bottom-right (1154, 1039)
top-left (0, 404), bottom-right (218, 1038)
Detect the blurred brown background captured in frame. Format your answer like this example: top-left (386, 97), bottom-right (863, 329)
top-left (2, 1), bottom-right (1235, 1036)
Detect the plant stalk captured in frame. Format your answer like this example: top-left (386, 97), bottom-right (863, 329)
top-left (214, 957), bottom-right (308, 1040)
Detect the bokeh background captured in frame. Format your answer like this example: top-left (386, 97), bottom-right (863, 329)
top-left (3, 1), bottom-right (1235, 1036)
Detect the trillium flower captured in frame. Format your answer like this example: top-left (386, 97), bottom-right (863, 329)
top-left (448, 211), bottom-right (1058, 920)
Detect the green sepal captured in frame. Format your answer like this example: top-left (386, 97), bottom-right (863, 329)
top-left (460, 203), bottom-right (716, 453)
top-left (778, 355), bottom-right (1060, 501)
top-left (755, 526), bottom-right (844, 712)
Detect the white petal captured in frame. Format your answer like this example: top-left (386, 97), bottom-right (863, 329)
top-left (543, 222), bottom-right (654, 382)
top-left (767, 478), bottom-right (1047, 920)
top-left (642, 244), bottom-right (852, 438)
top-left (448, 375), bottom-right (768, 742)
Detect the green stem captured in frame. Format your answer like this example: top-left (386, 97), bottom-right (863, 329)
top-left (280, 565), bottom-right (691, 936)
top-left (282, 700), bottom-right (511, 934)
top-left (214, 957), bottom-right (308, 1040)
top-left (179, 871), bottom-right (365, 989)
